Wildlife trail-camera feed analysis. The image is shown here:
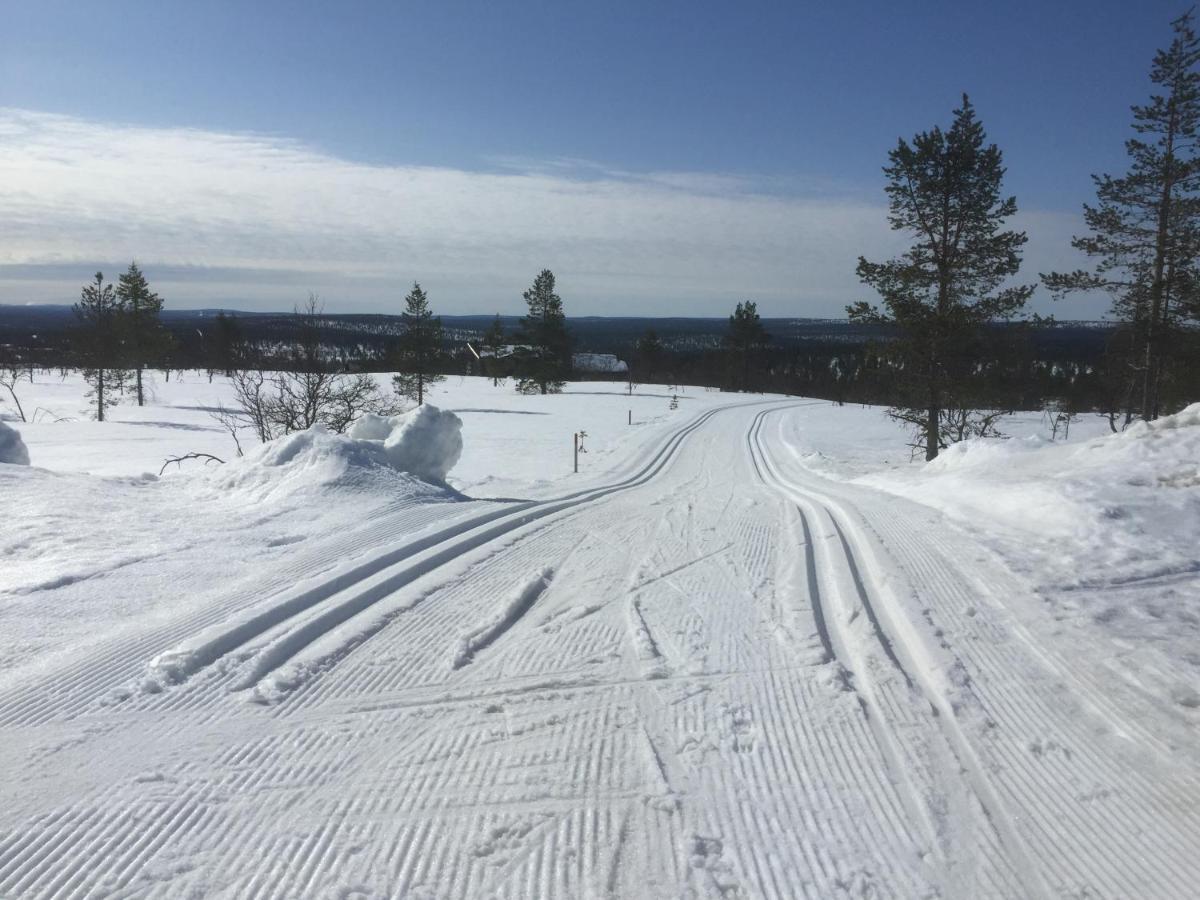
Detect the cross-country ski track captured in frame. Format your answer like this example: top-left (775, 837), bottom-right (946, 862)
top-left (2, 400), bottom-right (1198, 899)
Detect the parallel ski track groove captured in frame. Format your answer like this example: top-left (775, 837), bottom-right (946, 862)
top-left (747, 406), bottom-right (1025, 896)
top-left (167, 397), bottom-right (803, 699)
top-left (759, 404), bottom-right (1200, 898)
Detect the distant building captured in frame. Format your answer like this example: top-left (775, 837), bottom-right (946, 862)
top-left (572, 353), bottom-right (628, 374)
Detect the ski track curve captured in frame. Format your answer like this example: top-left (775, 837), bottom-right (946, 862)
top-left (752, 404), bottom-right (1200, 899)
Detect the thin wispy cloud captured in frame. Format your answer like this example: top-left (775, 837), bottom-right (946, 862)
top-left (0, 108), bottom-right (1097, 316)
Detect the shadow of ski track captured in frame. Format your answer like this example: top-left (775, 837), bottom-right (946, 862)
top-left (563, 390), bottom-right (690, 399)
top-left (115, 420), bottom-right (223, 432)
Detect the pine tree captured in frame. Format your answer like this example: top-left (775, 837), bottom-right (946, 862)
top-left (212, 311), bottom-right (247, 377)
top-left (725, 302), bottom-right (768, 392)
top-left (514, 269), bottom-right (570, 395)
top-left (850, 95), bottom-right (1033, 460)
top-left (635, 329), bottom-right (665, 383)
top-left (73, 271), bottom-right (129, 421)
top-left (481, 314), bottom-right (508, 386)
top-left (116, 262), bottom-right (170, 406)
top-left (392, 283), bottom-right (445, 406)
top-left (1043, 11), bottom-right (1200, 421)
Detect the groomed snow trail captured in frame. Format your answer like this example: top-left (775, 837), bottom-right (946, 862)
top-left (2, 403), bottom-right (1198, 899)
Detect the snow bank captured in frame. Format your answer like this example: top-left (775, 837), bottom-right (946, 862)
top-left (0, 421), bottom-right (30, 465)
top-left (851, 404), bottom-right (1200, 719)
top-left (201, 405), bottom-right (462, 501)
top-left (349, 404), bottom-right (463, 482)
top-left (861, 403), bottom-right (1200, 619)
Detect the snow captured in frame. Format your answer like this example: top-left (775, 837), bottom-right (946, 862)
top-left (853, 403), bottom-right (1200, 728)
top-left (350, 403), bottom-right (463, 483)
top-left (200, 404), bottom-right (463, 505)
top-left (2, 371), bottom-right (1198, 898)
top-left (0, 419), bottom-right (29, 465)
top-left (4, 370), bottom-right (713, 495)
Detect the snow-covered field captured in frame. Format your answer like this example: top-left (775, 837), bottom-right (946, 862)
top-left (1, 371), bottom-right (1198, 898)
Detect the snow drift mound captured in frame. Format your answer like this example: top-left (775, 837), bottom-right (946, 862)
top-left (199, 405), bottom-right (462, 501)
top-left (0, 421), bottom-right (30, 465)
top-left (348, 404), bottom-right (463, 482)
top-left (861, 402), bottom-right (1200, 578)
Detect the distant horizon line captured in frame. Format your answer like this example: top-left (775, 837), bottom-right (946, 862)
top-left (0, 302), bottom-right (1117, 326)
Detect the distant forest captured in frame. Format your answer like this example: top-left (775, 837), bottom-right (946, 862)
top-left (0, 300), bottom-right (1138, 413)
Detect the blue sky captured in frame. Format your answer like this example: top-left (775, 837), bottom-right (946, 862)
top-left (0, 0), bottom-right (1187, 316)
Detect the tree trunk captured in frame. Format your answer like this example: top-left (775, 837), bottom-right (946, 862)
top-left (98, 368), bottom-right (106, 422)
top-left (1144, 103), bottom-right (1178, 421)
top-left (925, 400), bottom-right (939, 461)
top-left (136, 367), bottom-right (145, 406)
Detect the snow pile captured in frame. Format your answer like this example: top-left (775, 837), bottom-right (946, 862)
top-left (850, 404), bottom-right (1200, 720)
top-left (201, 404), bottom-right (463, 501)
top-left (865, 403), bottom-right (1200, 562)
top-left (0, 421), bottom-right (30, 465)
top-left (348, 404), bottom-right (463, 482)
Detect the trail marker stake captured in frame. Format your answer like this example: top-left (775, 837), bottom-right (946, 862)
top-left (574, 430), bottom-right (588, 473)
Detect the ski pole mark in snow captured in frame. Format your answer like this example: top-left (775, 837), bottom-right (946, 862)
top-left (627, 596), bottom-right (668, 679)
top-left (452, 568), bottom-right (554, 669)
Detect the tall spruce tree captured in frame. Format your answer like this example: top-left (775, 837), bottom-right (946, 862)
top-left (392, 283), bottom-right (445, 406)
top-left (725, 302), bottom-right (768, 392)
top-left (116, 262), bottom-right (169, 406)
top-left (635, 329), bottom-right (665, 383)
top-left (481, 314), bottom-right (507, 386)
top-left (1043, 11), bottom-right (1200, 421)
top-left (212, 311), bottom-right (247, 377)
top-left (850, 95), bottom-right (1033, 460)
top-left (74, 271), bottom-right (129, 421)
top-left (514, 269), bottom-right (570, 395)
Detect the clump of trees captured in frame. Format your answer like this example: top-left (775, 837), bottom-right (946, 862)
top-left (849, 96), bottom-right (1033, 460)
top-left (215, 295), bottom-right (394, 453)
top-left (514, 269), bottom-right (570, 394)
top-left (1044, 10), bottom-right (1200, 426)
top-left (392, 282), bottom-right (445, 406)
top-left (70, 264), bottom-right (173, 420)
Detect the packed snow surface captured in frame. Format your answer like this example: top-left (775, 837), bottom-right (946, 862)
top-left (0, 419), bottom-right (29, 465)
top-left (1, 372), bottom-right (1198, 898)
